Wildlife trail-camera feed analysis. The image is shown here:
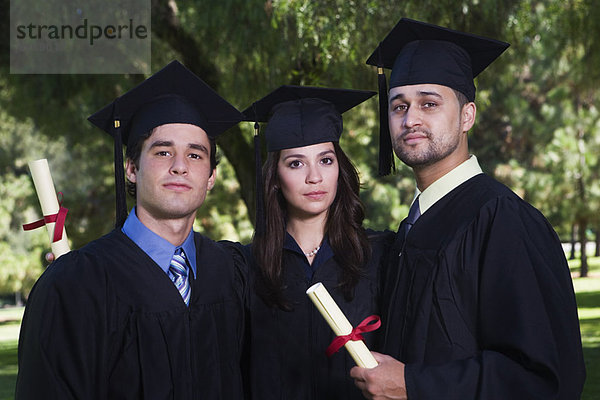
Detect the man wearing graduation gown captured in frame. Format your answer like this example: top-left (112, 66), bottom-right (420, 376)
top-left (350, 19), bottom-right (586, 399)
top-left (16, 61), bottom-right (247, 399)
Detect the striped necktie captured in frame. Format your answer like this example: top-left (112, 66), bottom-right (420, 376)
top-left (404, 196), bottom-right (421, 238)
top-left (169, 248), bottom-right (191, 306)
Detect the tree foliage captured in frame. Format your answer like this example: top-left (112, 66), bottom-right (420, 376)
top-left (0, 0), bottom-right (599, 297)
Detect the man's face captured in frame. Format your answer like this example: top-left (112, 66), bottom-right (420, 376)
top-left (125, 123), bottom-right (216, 223)
top-left (388, 83), bottom-right (470, 168)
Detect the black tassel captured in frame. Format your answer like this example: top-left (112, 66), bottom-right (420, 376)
top-left (112, 103), bottom-right (128, 228)
top-left (254, 121), bottom-right (265, 237)
top-left (377, 47), bottom-right (394, 176)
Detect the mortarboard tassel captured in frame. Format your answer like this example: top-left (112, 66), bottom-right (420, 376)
top-left (377, 46), bottom-right (394, 176)
top-left (254, 119), bottom-right (265, 237)
top-left (112, 103), bottom-right (128, 228)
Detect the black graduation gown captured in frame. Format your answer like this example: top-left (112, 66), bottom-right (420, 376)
top-left (381, 174), bottom-right (586, 399)
top-left (16, 229), bottom-right (245, 400)
top-left (228, 230), bottom-right (393, 400)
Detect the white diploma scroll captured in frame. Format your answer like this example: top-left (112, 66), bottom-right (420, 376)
top-left (28, 159), bottom-right (71, 258)
top-left (306, 282), bottom-right (378, 368)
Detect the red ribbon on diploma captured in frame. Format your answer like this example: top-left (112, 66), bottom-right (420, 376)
top-left (326, 315), bottom-right (381, 357)
top-left (22, 192), bottom-right (68, 243)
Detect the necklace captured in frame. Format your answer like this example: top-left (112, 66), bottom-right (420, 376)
top-left (304, 245), bottom-right (321, 258)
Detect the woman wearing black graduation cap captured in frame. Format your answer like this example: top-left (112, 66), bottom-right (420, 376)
top-left (230, 86), bottom-right (393, 400)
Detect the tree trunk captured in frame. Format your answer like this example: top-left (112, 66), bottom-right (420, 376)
top-left (595, 226), bottom-right (600, 257)
top-left (570, 223), bottom-right (577, 260)
top-left (580, 219), bottom-right (589, 278)
top-left (151, 0), bottom-right (256, 225)
top-left (574, 105), bottom-right (588, 277)
top-left (15, 291), bottom-right (23, 307)
top-left (218, 129), bottom-right (257, 225)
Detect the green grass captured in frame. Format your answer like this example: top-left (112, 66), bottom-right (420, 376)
top-left (0, 307), bottom-right (21, 400)
top-left (0, 257), bottom-right (598, 399)
top-left (571, 255), bottom-right (600, 400)
top-left (0, 343), bottom-right (17, 400)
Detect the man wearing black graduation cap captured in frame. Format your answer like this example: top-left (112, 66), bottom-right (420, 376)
top-left (16, 61), bottom-right (247, 399)
top-left (350, 19), bottom-right (585, 399)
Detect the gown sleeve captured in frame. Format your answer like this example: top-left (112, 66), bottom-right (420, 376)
top-left (218, 240), bottom-right (250, 309)
top-left (217, 239), bottom-right (252, 397)
top-left (16, 251), bottom-right (112, 400)
top-left (405, 196), bottom-right (585, 399)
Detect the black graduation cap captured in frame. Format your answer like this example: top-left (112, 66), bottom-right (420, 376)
top-left (88, 60), bottom-right (244, 227)
top-left (243, 85), bottom-right (376, 151)
top-left (242, 85), bottom-right (375, 235)
top-left (366, 18), bottom-right (510, 175)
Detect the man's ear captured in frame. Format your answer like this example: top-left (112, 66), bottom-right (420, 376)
top-left (207, 168), bottom-right (217, 190)
top-left (461, 102), bottom-right (477, 132)
top-left (125, 159), bottom-right (137, 183)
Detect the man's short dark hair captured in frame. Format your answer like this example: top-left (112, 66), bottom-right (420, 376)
top-left (453, 89), bottom-right (469, 110)
top-left (125, 127), bottom-right (219, 198)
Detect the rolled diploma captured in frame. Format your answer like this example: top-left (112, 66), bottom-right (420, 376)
top-left (28, 159), bottom-right (70, 258)
top-left (306, 282), bottom-right (378, 368)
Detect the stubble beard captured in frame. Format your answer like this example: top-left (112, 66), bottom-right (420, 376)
top-left (393, 126), bottom-right (461, 168)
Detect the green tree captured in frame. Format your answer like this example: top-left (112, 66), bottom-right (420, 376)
top-left (487, 1), bottom-right (600, 276)
top-left (0, 113), bottom-right (64, 299)
top-left (1, 0), bottom-right (599, 288)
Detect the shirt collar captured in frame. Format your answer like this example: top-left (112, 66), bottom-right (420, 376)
top-left (122, 207), bottom-right (197, 277)
top-left (413, 155), bottom-right (483, 215)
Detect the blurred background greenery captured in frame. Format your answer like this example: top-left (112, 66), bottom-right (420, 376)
top-left (0, 0), bottom-right (599, 396)
top-left (1, 0), bottom-right (599, 298)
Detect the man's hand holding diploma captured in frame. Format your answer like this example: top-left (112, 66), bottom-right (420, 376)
top-left (350, 352), bottom-right (407, 400)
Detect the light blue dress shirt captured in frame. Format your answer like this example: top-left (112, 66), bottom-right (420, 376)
top-left (122, 207), bottom-right (197, 278)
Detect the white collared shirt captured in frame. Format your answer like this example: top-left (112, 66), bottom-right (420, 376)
top-left (411, 155), bottom-right (483, 215)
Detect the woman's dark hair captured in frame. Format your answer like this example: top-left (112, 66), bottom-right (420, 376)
top-left (252, 141), bottom-right (370, 309)
top-left (124, 128), bottom-right (219, 198)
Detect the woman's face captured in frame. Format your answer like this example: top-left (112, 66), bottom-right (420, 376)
top-left (277, 142), bottom-right (339, 220)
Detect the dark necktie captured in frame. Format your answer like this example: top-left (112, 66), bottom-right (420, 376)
top-left (169, 248), bottom-right (191, 306)
top-left (404, 196), bottom-right (421, 238)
